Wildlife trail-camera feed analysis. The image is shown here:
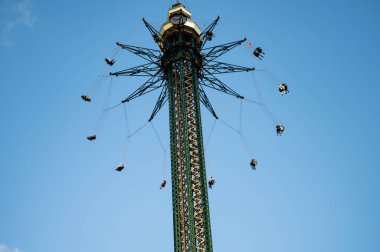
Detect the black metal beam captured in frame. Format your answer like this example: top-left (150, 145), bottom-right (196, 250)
top-left (203, 61), bottom-right (255, 74)
top-left (110, 62), bottom-right (161, 77)
top-left (149, 84), bottom-right (169, 121)
top-left (199, 84), bottom-right (218, 119)
top-left (200, 16), bottom-right (220, 49)
top-left (201, 70), bottom-right (244, 99)
top-left (142, 18), bottom-right (166, 50)
top-left (116, 42), bottom-right (161, 64)
top-left (202, 38), bottom-right (246, 62)
top-left (120, 73), bottom-right (165, 103)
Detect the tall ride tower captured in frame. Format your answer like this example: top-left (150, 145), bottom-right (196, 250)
top-left (108, 2), bottom-right (255, 251)
top-left (161, 4), bottom-right (213, 252)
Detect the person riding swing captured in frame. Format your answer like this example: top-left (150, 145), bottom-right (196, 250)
top-left (250, 159), bottom-right (258, 170)
top-left (105, 57), bottom-right (115, 66)
top-left (87, 135), bottom-right (96, 141)
top-left (278, 83), bottom-right (289, 95)
top-left (253, 47), bottom-right (265, 60)
top-left (206, 31), bottom-right (215, 41)
top-left (81, 95), bottom-right (91, 102)
top-left (208, 177), bottom-right (215, 189)
top-left (115, 164), bottom-right (125, 172)
top-left (160, 180), bottom-right (167, 189)
top-left (276, 125), bottom-right (285, 136)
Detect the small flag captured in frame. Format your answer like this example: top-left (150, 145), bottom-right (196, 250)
top-left (247, 42), bottom-right (253, 48)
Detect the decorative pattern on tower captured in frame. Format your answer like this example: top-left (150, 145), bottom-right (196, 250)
top-left (109, 3), bottom-right (255, 252)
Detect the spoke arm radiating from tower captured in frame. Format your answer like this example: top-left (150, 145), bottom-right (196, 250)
top-left (199, 16), bottom-right (220, 49)
top-left (202, 38), bottom-right (246, 62)
top-left (198, 84), bottom-right (218, 119)
top-left (109, 62), bottom-right (161, 77)
top-left (119, 73), bottom-right (166, 103)
top-left (203, 61), bottom-right (255, 74)
top-left (201, 70), bottom-right (244, 99)
top-left (116, 42), bottom-right (162, 64)
top-left (149, 84), bottom-right (169, 121)
top-left (143, 18), bottom-right (167, 50)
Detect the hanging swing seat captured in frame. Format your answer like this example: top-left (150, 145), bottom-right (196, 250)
top-left (208, 177), bottom-right (215, 189)
top-left (115, 164), bottom-right (125, 172)
top-left (278, 83), bottom-right (289, 95)
top-left (276, 125), bottom-right (285, 136)
top-left (81, 95), bottom-right (91, 102)
top-left (250, 159), bottom-right (257, 170)
top-left (160, 179), bottom-right (167, 189)
top-left (253, 47), bottom-right (265, 60)
top-left (105, 57), bottom-right (115, 66)
top-left (87, 135), bottom-right (97, 141)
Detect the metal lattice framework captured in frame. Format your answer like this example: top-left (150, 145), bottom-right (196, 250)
top-left (110, 3), bottom-right (255, 252)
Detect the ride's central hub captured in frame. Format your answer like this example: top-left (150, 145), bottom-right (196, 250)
top-left (160, 47), bottom-right (203, 73)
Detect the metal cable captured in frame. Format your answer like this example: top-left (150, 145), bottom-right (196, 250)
top-left (150, 121), bottom-right (169, 179)
top-left (127, 121), bottom-right (149, 139)
top-left (205, 118), bottom-right (217, 150)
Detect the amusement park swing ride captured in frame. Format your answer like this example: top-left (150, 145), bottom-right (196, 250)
top-left (81, 2), bottom-right (289, 252)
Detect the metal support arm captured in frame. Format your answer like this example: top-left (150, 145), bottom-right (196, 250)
top-left (120, 73), bottom-right (165, 103)
top-left (143, 18), bottom-right (167, 51)
top-left (203, 61), bottom-right (255, 74)
top-left (202, 38), bottom-right (246, 62)
top-left (116, 42), bottom-right (161, 64)
top-left (200, 16), bottom-right (220, 49)
top-left (110, 62), bottom-right (161, 77)
top-left (201, 70), bottom-right (244, 99)
top-left (149, 84), bottom-right (169, 121)
top-left (199, 84), bottom-right (218, 119)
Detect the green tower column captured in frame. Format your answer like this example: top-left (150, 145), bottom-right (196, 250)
top-left (161, 3), bottom-right (213, 252)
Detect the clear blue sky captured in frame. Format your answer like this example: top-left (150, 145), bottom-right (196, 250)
top-left (1, 0), bottom-right (379, 251)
